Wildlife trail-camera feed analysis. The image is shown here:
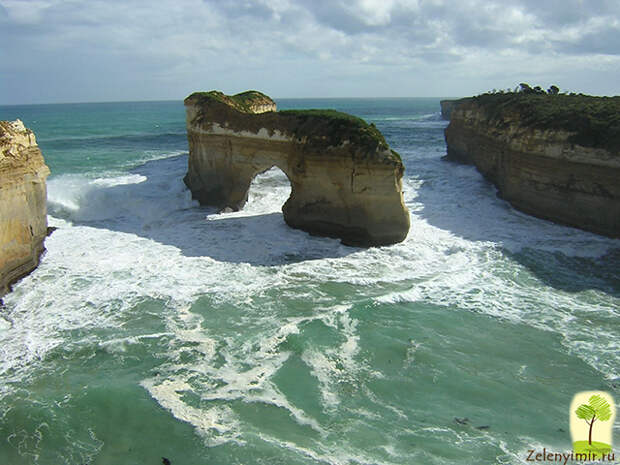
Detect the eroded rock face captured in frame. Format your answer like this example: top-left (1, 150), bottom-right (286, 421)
top-left (184, 91), bottom-right (410, 246)
top-left (445, 98), bottom-right (620, 237)
top-left (1, 120), bottom-right (50, 297)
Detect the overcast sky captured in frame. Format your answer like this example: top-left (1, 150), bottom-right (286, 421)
top-left (1, 0), bottom-right (619, 104)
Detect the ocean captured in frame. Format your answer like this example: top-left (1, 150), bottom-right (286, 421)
top-left (0, 98), bottom-right (618, 465)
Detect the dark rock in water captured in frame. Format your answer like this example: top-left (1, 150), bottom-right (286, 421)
top-left (454, 417), bottom-right (489, 430)
top-left (183, 90), bottom-right (410, 246)
top-left (162, 457), bottom-right (171, 465)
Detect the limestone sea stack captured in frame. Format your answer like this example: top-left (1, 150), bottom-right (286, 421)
top-left (444, 93), bottom-right (620, 237)
top-left (0, 120), bottom-right (50, 297)
top-left (184, 91), bottom-right (410, 246)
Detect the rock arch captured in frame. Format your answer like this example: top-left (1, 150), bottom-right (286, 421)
top-left (184, 91), bottom-right (410, 246)
top-left (245, 166), bottom-right (291, 210)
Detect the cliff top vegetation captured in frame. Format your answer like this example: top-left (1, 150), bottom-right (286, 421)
top-left (279, 109), bottom-right (396, 159)
top-left (186, 90), bottom-right (276, 113)
top-left (470, 84), bottom-right (620, 153)
top-left (186, 91), bottom-right (400, 163)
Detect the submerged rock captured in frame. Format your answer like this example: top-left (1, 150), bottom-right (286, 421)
top-left (444, 93), bottom-right (620, 237)
top-left (0, 120), bottom-right (50, 297)
top-left (184, 90), bottom-right (410, 246)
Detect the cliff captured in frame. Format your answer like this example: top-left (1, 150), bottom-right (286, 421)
top-left (0, 120), bottom-right (50, 297)
top-left (444, 93), bottom-right (620, 237)
top-left (184, 91), bottom-right (410, 246)
top-left (440, 98), bottom-right (472, 120)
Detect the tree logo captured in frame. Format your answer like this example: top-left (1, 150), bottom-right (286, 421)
top-left (570, 391), bottom-right (615, 459)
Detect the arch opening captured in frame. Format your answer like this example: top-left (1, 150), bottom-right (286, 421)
top-left (244, 166), bottom-right (292, 216)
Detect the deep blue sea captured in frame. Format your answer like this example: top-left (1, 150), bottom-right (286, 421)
top-left (0, 99), bottom-right (618, 464)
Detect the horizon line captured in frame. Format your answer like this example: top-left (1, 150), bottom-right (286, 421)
top-left (0, 96), bottom-right (464, 107)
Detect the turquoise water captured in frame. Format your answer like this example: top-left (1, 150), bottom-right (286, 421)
top-left (0, 99), bottom-right (618, 464)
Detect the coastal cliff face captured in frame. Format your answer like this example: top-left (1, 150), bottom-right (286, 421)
top-left (439, 100), bottom-right (454, 120)
top-left (440, 98), bottom-right (471, 120)
top-left (184, 91), bottom-right (410, 246)
top-left (0, 120), bottom-right (50, 297)
top-left (445, 95), bottom-right (620, 237)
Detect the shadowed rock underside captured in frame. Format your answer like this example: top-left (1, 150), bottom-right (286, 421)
top-left (184, 91), bottom-right (410, 246)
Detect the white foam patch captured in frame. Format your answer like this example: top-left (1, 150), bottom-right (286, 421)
top-left (140, 378), bottom-right (241, 446)
top-left (136, 149), bottom-right (187, 166)
top-left (301, 310), bottom-right (365, 410)
top-left (91, 174), bottom-right (146, 187)
top-left (256, 432), bottom-right (393, 465)
top-left (47, 159), bottom-right (197, 226)
top-left (98, 332), bottom-right (173, 354)
top-left (137, 298), bottom-right (346, 441)
top-left (193, 326), bottom-right (324, 432)
top-left (301, 350), bottom-right (342, 409)
top-left (0, 317), bottom-right (10, 331)
top-left (47, 174), bottom-right (93, 211)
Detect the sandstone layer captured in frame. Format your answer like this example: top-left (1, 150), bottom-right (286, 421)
top-left (184, 91), bottom-right (410, 246)
top-left (1, 120), bottom-right (50, 297)
top-left (444, 94), bottom-right (620, 237)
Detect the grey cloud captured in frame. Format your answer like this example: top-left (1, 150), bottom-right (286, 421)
top-left (288, 0), bottom-right (620, 56)
top-left (301, 0), bottom-right (380, 34)
top-left (517, 0), bottom-right (619, 26)
top-left (208, 0), bottom-right (275, 22)
top-left (517, 0), bottom-right (589, 26)
top-left (554, 24), bottom-right (620, 55)
top-left (0, 0), bottom-right (619, 103)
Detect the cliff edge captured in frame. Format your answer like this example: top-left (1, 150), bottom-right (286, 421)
top-left (444, 93), bottom-right (620, 237)
top-left (440, 98), bottom-right (473, 120)
top-left (184, 91), bottom-right (410, 246)
top-left (1, 120), bottom-right (50, 297)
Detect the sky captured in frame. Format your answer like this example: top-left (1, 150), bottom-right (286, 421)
top-left (1, 0), bottom-right (619, 104)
